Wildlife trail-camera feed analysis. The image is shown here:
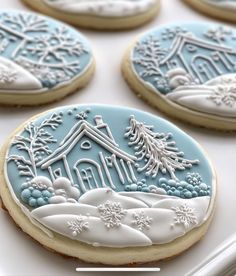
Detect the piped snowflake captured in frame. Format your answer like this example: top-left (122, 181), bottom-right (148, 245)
top-left (132, 211), bottom-right (153, 231)
top-left (67, 215), bottom-right (89, 236)
top-left (98, 200), bottom-right (127, 229)
top-left (208, 85), bottom-right (236, 107)
top-left (204, 26), bottom-right (232, 43)
top-left (161, 26), bottom-right (187, 40)
top-left (76, 108), bottom-right (91, 120)
top-left (172, 204), bottom-right (198, 228)
top-left (0, 68), bottom-right (17, 84)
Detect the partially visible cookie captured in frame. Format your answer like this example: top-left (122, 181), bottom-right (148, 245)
top-left (183, 0), bottom-right (236, 23)
top-left (0, 11), bottom-right (94, 106)
top-left (122, 22), bottom-right (236, 130)
top-left (21, 0), bottom-right (160, 30)
top-left (0, 104), bottom-right (216, 265)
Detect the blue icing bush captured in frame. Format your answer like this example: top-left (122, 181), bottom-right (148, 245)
top-left (125, 179), bottom-right (151, 193)
top-left (20, 181), bottom-right (53, 208)
top-left (157, 172), bottom-right (210, 199)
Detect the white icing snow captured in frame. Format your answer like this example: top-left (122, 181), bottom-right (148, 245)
top-left (32, 188), bottom-right (211, 247)
top-left (0, 57), bottom-right (42, 91)
top-left (167, 74), bottom-right (236, 118)
top-left (43, 0), bottom-right (157, 17)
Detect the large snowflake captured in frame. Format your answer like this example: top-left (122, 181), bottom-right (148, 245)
top-left (98, 200), bottom-right (127, 229)
top-left (208, 85), bottom-right (236, 107)
top-left (132, 211), bottom-right (153, 231)
top-left (125, 116), bottom-right (199, 180)
top-left (172, 204), bottom-right (198, 228)
top-left (67, 215), bottom-right (89, 236)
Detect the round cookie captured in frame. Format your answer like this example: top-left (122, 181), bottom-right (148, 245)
top-left (21, 0), bottom-right (161, 30)
top-left (0, 11), bottom-right (94, 106)
top-left (122, 22), bottom-right (236, 130)
top-left (183, 0), bottom-right (236, 23)
top-left (0, 104), bottom-right (216, 265)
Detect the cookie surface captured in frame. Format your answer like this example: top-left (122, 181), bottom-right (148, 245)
top-left (183, 0), bottom-right (236, 22)
top-left (123, 22), bottom-right (236, 130)
top-left (0, 104), bottom-right (216, 265)
top-left (22, 0), bottom-right (160, 30)
top-left (0, 11), bottom-right (94, 106)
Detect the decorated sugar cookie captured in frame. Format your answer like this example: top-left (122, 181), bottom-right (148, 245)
top-left (183, 0), bottom-right (236, 22)
top-left (21, 0), bottom-right (160, 30)
top-left (123, 22), bottom-right (236, 130)
top-left (0, 104), bottom-right (216, 265)
top-left (0, 11), bottom-right (94, 106)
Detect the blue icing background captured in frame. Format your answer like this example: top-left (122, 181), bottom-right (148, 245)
top-left (6, 105), bottom-right (213, 208)
top-left (0, 10), bottom-right (92, 89)
top-left (132, 22), bottom-right (236, 94)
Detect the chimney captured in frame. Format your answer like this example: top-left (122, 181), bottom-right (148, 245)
top-left (94, 115), bottom-right (104, 127)
top-left (94, 115), bottom-right (116, 144)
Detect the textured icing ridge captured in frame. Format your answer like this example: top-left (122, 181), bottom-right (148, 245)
top-left (5, 105), bottom-right (215, 247)
top-left (44, 0), bottom-right (157, 17)
top-left (131, 23), bottom-right (236, 117)
top-left (0, 11), bottom-right (92, 93)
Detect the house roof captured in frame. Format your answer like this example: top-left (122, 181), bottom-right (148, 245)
top-left (160, 33), bottom-right (234, 64)
top-left (38, 120), bottom-right (136, 169)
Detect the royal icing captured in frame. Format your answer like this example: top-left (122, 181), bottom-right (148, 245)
top-left (0, 11), bottom-right (92, 94)
top-left (200, 0), bottom-right (236, 10)
top-left (43, 0), bottom-right (158, 17)
top-left (5, 105), bottom-right (215, 248)
top-left (131, 23), bottom-right (236, 118)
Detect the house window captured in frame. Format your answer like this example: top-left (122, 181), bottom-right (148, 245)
top-left (105, 156), bottom-right (113, 167)
top-left (186, 44), bottom-right (197, 53)
top-left (81, 140), bottom-right (92, 150)
top-left (54, 168), bottom-right (62, 178)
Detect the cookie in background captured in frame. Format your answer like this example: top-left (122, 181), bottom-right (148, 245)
top-left (122, 22), bottom-right (236, 130)
top-left (0, 11), bottom-right (95, 106)
top-left (183, 0), bottom-right (236, 23)
top-left (21, 0), bottom-right (161, 30)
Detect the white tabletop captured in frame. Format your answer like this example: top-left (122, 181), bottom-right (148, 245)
top-left (0, 0), bottom-right (236, 275)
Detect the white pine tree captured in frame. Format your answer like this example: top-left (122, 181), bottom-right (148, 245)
top-left (125, 116), bottom-right (199, 180)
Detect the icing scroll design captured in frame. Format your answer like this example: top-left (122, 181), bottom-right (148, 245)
top-left (0, 12), bottom-right (89, 90)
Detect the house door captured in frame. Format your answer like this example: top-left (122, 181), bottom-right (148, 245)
top-left (191, 55), bottom-right (222, 83)
top-left (74, 159), bottom-right (106, 193)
